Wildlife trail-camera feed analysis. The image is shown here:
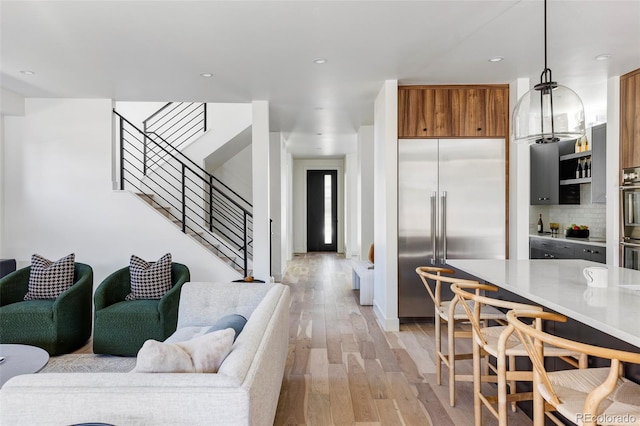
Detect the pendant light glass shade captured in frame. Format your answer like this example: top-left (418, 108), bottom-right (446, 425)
top-left (512, 82), bottom-right (585, 144)
top-left (512, 0), bottom-right (586, 144)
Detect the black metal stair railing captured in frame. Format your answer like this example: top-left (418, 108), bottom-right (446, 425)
top-left (142, 102), bottom-right (207, 175)
top-left (114, 110), bottom-right (253, 275)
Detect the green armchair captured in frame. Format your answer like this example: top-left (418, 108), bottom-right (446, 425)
top-left (93, 262), bottom-right (190, 356)
top-left (0, 263), bottom-right (93, 355)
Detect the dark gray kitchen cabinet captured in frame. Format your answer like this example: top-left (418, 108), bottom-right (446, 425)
top-left (591, 123), bottom-right (607, 204)
top-left (576, 244), bottom-right (606, 263)
top-left (529, 238), bottom-right (574, 259)
top-left (530, 143), bottom-right (559, 205)
top-left (530, 237), bottom-right (606, 263)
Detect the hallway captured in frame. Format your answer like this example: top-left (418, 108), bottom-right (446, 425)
top-left (274, 253), bottom-right (531, 425)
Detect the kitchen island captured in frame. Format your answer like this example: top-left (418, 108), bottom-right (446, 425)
top-left (447, 259), bottom-right (640, 348)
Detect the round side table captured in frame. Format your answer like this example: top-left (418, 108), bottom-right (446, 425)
top-left (0, 344), bottom-right (49, 387)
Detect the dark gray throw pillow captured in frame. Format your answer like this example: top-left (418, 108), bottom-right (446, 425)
top-left (206, 314), bottom-right (247, 342)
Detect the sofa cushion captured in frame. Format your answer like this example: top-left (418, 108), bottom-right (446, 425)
top-left (206, 314), bottom-right (247, 342)
top-left (132, 328), bottom-right (235, 373)
top-left (125, 253), bottom-right (172, 300)
top-left (24, 253), bottom-right (75, 300)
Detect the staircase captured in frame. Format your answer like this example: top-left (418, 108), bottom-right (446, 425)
top-left (114, 104), bottom-right (253, 276)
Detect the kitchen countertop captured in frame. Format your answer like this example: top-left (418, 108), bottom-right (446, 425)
top-left (530, 233), bottom-right (607, 247)
top-left (447, 259), bottom-right (640, 348)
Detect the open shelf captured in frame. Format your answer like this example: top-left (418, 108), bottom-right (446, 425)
top-left (560, 150), bottom-right (592, 161)
top-left (560, 177), bottom-right (592, 185)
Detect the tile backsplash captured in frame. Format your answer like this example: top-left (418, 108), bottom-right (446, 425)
top-left (530, 185), bottom-right (606, 238)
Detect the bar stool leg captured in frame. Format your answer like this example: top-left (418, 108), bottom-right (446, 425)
top-left (435, 314), bottom-right (442, 385)
top-left (509, 354), bottom-right (517, 412)
top-left (498, 350), bottom-right (509, 426)
top-left (473, 336), bottom-right (482, 426)
top-left (449, 318), bottom-right (456, 406)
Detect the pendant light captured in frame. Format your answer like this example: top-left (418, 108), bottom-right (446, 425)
top-left (512, 0), bottom-right (585, 144)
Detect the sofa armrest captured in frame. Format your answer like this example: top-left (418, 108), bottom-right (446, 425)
top-left (94, 267), bottom-right (131, 310)
top-left (0, 267), bottom-right (30, 307)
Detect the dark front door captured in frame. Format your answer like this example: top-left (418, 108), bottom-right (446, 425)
top-left (307, 170), bottom-right (338, 252)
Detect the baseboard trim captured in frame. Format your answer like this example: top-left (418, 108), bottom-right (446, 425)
top-left (373, 301), bottom-right (399, 332)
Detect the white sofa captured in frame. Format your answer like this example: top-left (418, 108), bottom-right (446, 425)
top-left (0, 281), bottom-right (291, 426)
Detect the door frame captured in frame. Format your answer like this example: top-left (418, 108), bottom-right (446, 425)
top-left (306, 169), bottom-right (338, 252)
top-left (292, 159), bottom-right (345, 254)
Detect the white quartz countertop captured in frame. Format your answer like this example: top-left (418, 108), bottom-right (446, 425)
top-left (529, 233), bottom-right (607, 247)
top-left (447, 259), bottom-right (640, 348)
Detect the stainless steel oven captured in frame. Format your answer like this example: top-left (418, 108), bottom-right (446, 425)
top-left (621, 240), bottom-right (640, 270)
top-left (620, 167), bottom-right (640, 269)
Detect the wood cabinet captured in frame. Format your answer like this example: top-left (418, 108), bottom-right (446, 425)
top-left (398, 87), bottom-right (451, 137)
top-left (398, 85), bottom-right (508, 138)
top-left (620, 68), bottom-right (640, 169)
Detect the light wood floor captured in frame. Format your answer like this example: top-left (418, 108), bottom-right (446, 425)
top-left (273, 252), bottom-right (532, 426)
top-left (73, 252), bottom-right (532, 425)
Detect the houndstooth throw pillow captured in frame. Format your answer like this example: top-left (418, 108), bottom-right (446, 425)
top-left (125, 253), bottom-right (172, 300)
top-left (24, 253), bottom-right (76, 300)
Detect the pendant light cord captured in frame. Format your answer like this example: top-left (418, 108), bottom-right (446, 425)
top-left (543, 0), bottom-right (548, 71)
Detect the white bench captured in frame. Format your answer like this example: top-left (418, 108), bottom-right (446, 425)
top-left (351, 260), bottom-right (374, 305)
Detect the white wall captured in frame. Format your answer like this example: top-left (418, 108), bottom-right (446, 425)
top-left (251, 101), bottom-right (270, 280)
top-left (209, 144), bottom-right (253, 204)
top-left (358, 125), bottom-right (375, 260)
top-left (509, 78), bottom-right (532, 260)
top-left (606, 76), bottom-right (621, 266)
top-left (114, 101), bottom-right (167, 130)
top-left (345, 151), bottom-right (358, 258)
top-left (373, 80), bottom-right (399, 331)
top-left (285, 151), bottom-right (294, 262)
top-left (1, 88), bottom-right (26, 116)
top-left (269, 132), bottom-right (284, 281)
top-left (0, 88), bottom-right (25, 257)
top-left (292, 158), bottom-right (345, 254)
top-left (183, 104), bottom-right (252, 171)
top-left (2, 98), bottom-right (240, 285)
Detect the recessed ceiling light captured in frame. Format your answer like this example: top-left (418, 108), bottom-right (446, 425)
top-left (200, 72), bottom-right (213, 78)
top-left (20, 70), bottom-right (35, 75)
top-left (312, 58), bottom-right (327, 64)
top-left (594, 54), bottom-right (611, 61)
top-left (488, 56), bottom-right (504, 63)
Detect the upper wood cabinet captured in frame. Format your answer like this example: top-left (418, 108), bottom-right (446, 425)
top-left (398, 87), bottom-right (451, 137)
top-left (398, 85), bottom-right (509, 138)
top-left (621, 68), bottom-right (640, 170)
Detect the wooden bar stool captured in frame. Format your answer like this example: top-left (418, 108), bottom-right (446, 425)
top-left (507, 310), bottom-right (640, 426)
top-left (451, 282), bottom-right (587, 426)
top-left (416, 267), bottom-right (505, 407)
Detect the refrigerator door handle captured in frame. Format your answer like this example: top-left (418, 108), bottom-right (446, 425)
top-left (441, 191), bottom-right (447, 263)
top-left (431, 192), bottom-right (437, 264)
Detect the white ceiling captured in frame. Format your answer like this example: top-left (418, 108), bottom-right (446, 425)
top-left (2, 1), bottom-right (639, 157)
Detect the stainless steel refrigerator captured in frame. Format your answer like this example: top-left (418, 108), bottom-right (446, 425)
top-left (398, 138), bottom-right (506, 319)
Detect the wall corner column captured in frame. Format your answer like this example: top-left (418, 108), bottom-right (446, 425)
top-left (252, 100), bottom-right (270, 280)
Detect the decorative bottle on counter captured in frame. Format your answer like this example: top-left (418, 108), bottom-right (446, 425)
top-left (583, 136), bottom-right (589, 152)
top-left (575, 137), bottom-right (581, 153)
top-left (537, 214), bottom-right (544, 233)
